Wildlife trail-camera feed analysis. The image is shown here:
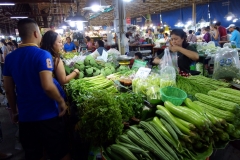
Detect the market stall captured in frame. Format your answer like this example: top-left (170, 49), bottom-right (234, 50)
top-left (61, 43), bottom-right (240, 160)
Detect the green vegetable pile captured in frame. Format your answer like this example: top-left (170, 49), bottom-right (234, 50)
top-left (114, 92), bottom-right (144, 121)
top-left (105, 88), bottom-right (240, 160)
top-left (176, 75), bottom-right (230, 96)
top-left (101, 63), bottom-right (116, 76)
top-left (62, 52), bottom-right (79, 59)
top-left (132, 73), bottom-right (161, 94)
top-left (77, 90), bottom-right (124, 146)
top-left (66, 75), bottom-right (144, 145)
top-left (64, 55), bottom-right (122, 78)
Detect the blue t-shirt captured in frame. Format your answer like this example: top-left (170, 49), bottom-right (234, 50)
top-left (64, 42), bottom-right (76, 52)
top-left (3, 46), bottom-right (59, 122)
top-left (230, 30), bottom-right (240, 48)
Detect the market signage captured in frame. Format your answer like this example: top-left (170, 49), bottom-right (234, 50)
top-left (136, 17), bottom-right (142, 23)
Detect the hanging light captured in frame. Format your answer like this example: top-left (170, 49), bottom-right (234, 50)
top-left (186, 18), bottom-right (192, 25)
top-left (83, 0), bottom-right (110, 12)
top-left (198, 18), bottom-right (206, 24)
top-left (71, 13), bottom-right (88, 22)
top-left (233, 17), bottom-right (238, 23)
top-left (175, 20), bottom-right (184, 27)
top-left (213, 18), bottom-right (217, 24)
top-left (225, 12), bottom-right (235, 21)
top-left (59, 22), bottom-right (69, 29)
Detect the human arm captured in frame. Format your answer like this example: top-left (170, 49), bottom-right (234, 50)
top-left (230, 32), bottom-right (236, 42)
top-left (3, 76), bottom-right (18, 122)
top-left (55, 59), bottom-right (79, 85)
top-left (169, 45), bottom-right (199, 61)
top-left (39, 71), bottom-right (67, 117)
top-left (2, 47), bottom-right (7, 62)
top-left (212, 30), bottom-right (219, 40)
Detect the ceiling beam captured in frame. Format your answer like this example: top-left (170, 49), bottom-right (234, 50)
top-left (4, 0), bottom-right (73, 3)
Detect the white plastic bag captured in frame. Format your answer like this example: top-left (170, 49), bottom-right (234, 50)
top-left (160, 48), bottom-right (177, 88)
top-left (213, 47), bottom-right (240, 79)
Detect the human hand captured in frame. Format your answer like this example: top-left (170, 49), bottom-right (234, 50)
top-left (58, 100), bottom-right (68, 117)
top-left (12, 113), bottom-right (19, 123)
top-left (73, 69), bottom-right (80, 76)
top-left (152, 57), bottom-right (161, 65)
top-left (169, 45), bottom-right (181, 52)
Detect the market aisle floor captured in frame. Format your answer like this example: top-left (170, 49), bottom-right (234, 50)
top-left (0, 95), bottom-right (25, 160)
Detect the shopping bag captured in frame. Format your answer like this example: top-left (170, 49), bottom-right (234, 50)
top-left (213, 47), bottom-right (240, 79)
top-left (160, 48), bottom-right (177, 88)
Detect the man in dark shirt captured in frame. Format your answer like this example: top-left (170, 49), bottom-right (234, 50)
top-left (215, 21), bottom-right (227, 41)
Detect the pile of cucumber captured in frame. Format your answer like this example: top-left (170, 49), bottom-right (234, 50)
top-left (103, 88), bottom-right (240, 160)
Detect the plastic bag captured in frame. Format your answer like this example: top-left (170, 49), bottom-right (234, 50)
top-left (160, 48), bottom-right (176, 88)
top-left (132, 60), bottom-right (147, 69)
top-left (213, 47), bottom-right (240, 79)
top-left (146, 85), bottom-right (161, 104)
top-left (160, 48), bottom-right (178, 71)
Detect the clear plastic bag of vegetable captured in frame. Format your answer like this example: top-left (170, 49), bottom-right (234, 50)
top-left (146, 85), bottom-right (161, 104)
top-left (213, 47), bottom-right (240, 79)
top-left (160, 48), bottom-right (176, 88)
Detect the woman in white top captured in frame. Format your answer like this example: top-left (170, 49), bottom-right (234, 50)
top-left (164, 33), bottom-right (171, 46)
top-left (1, 39), bottom-right (10, 62)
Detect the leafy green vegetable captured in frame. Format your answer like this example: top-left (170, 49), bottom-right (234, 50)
top-left (77, 90), bottom-right (124, 146)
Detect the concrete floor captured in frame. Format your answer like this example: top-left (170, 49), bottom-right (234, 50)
top-left (1, 93), bottom-right (240, 160)
top-left (0, 96), bottom-right (25, 160)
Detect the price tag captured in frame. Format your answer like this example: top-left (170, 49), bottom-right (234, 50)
top-left (135, 67), bottom-right (151, 79)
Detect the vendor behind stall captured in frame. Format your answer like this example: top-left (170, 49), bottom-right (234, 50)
top-left (134, 52), bottom-right (143, 60)
top-left (153, 29), bottom-right (199, 76)
top-left (227, 24), bottom-right (240, 48)
top-left (64, 37), bottom-right (76, 52)
top-left (95, 40), bottom-right (107, 56)
top-left (145, 29), bottom-right (155, 43)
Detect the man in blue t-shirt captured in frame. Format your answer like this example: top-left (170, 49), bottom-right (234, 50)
top-left (63, 37), bottom-right (76, 52)
top-left (227, 24), bottom-right (240, 48)
top-left (3, 19), bottom-right (70, 160)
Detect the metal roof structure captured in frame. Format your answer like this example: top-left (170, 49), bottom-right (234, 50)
top-left (0, 0), bottom-right (221, 34)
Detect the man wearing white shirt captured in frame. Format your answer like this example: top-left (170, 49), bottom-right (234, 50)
top-left (145, 29), bottom-right (155, 42)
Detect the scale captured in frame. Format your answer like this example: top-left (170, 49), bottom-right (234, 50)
top-left (117, 55), bottom-right (132, 66)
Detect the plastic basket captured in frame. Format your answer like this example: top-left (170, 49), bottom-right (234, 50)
top-left (160, 87), bottom-right (187, 106)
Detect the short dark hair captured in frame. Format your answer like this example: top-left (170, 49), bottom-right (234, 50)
top-left (197, 28), bottom-right (201, 32)
top-left (97, 40), bottom-right (104, 47)
top-left (164, 33), bottom-right (168, 36)
top-left (17, 18), bottom-right (38, 40)
top-left (189, 30), bottom-right (193, 34)
top-left (66, 37), bottom-right (71, 41)
top-left (85, 36), bottom-right (90, 42)
top-left (7, 42), bottom-right (13, 46)
top-left (12, 40), bottom-right (18, 48)
top-left (135, 52), bottom-right (143, 59)
top-left (1, 39), bottom-right (7, 46)
top-left (215, 21), bottom-right (221, 26)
